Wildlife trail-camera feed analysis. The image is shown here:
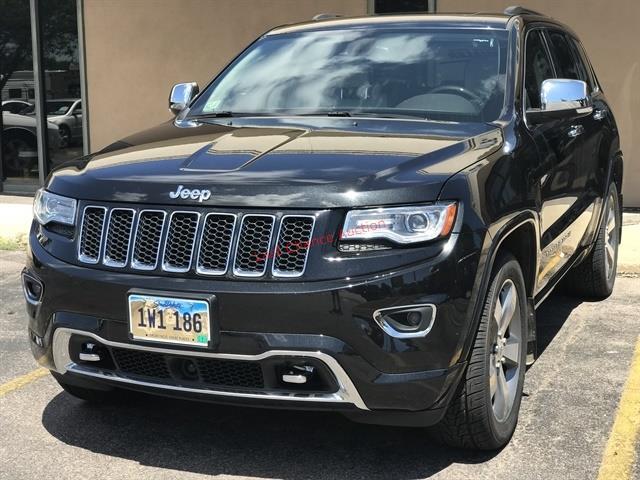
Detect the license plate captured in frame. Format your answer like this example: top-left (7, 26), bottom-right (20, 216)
top-left (128, 294), bottom-right (211, 347)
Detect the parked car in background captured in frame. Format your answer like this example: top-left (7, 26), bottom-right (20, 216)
top-left (2, 112), bottom-right (59, 174)
top-left (21, 99), bottom-right (82, 148)
top-left (1, 100), bottom-right (33, 114)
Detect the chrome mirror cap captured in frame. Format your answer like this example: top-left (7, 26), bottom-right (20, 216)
top-left (169, 82), bottom-right (199, 115)
top-left (527, 79), bottom-right (593, 124)
top-left (541, 78), bottom-right (591, 112)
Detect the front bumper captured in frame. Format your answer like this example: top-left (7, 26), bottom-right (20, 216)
top-left (25, 226), bottom-right (484, 424)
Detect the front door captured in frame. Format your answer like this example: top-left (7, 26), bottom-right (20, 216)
top-left (523, 28), bottom-right (589, 289)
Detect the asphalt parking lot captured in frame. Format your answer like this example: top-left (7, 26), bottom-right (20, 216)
top-left (0, 249), bottom-right (638, 480)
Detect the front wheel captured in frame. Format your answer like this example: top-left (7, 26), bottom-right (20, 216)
top-left (58, 125), bottom-right (71, 148)
top-left (432, 252), bottom-right (527, 450)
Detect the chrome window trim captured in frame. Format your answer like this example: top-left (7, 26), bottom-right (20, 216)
top-left (130, 209), bottom-right (167, 271)
top-left (195, 212), bottom-right (237, 276)
top-left (372, 303), bottom-right (437, 339)
top-left (77, 205), bottom-right (107, 264)
top-left (161, 210), bottom-right (201, 273)
top-left (232, 213), bottom-right (276, 277)
top-left (52, 327), bottom-right (368, 410)
top-left (272, 214), bottom-right (317, 278)
top-left (522, 25), bottom-right (557, 130)
top-left (102, 208), bottom-right (136, 268)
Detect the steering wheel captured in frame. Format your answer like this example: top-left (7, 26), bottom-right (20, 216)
top-left (429, 85), bottom-right (483, 106)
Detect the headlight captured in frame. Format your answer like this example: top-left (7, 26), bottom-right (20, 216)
top-left (340, 202), bottom-right (457, 245)
top-left (33, 189), bottom-right (77, 226)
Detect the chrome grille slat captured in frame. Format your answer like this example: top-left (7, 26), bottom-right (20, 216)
top-left (103, 208), bottom-right (136, 267)
top-left (131, 210), bottom-right (166, 270)
top-left (161, 211), bottom-right (200, 273)
top-left (196, 213), bottom-right (237, 276)
top-left (78, 206), bottom-right (107, 264)
top-left (272, 215), bottom-right (316, 277)
top-left (233, 214), bottom-right (276, 277)
top-left (77, 206), bottom-right (317, 279)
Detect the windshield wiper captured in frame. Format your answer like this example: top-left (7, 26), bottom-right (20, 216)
top-left (299, 110), bottom-right (352, 117)
top-left (190, 111), bottom-right (237, 119)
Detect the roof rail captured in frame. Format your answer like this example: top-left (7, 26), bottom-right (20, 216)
top-left (503, 5), bottom-right (546, 17)
top-left (312, 13), bottom-right (342, 21)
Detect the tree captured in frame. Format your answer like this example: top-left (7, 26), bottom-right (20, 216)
top-left (0, 0), bottom-right (78, 92)
top-left (0, 0), bottom-right (32, 92)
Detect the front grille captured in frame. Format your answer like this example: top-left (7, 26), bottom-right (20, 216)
top-left (162, 212), bottom-right (200, 272)
top-left (78, 204), bottom-right (316, 279)
top-left (111, 348), bottom-right (264, 389)
top-left (195, 358), bottom-right (264, 388)
top-left (78, 206), bottom-right (107, 263)
top-left (233, 215), bottom-right (275, 277)
top-left (132, 210), bottom-right (166, 270)
top-left (112, 348), bottom-right (171, 378)
top-left (196, 213), bottom-right (236, 275)
top-left (103, 209), bottom-right (135, 267)
top-left (273, 215), bottom-right (315, 277)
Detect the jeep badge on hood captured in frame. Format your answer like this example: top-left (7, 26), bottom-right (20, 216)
top-left (169, 185), bottom-right (211, 202)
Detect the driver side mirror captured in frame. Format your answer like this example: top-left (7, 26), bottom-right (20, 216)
top-left (526, 79), bottom-right (593, 124)
top-left (169, 82), bottom-right (199, 115)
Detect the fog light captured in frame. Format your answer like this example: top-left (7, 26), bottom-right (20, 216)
top-left (406, 311), bottom-right (422, 327)
top-left (181, 359), bottom-right (199, 381)
top-left (22, 272), bottom-right (43, 305)
top-left (79, 342), bottom-right (101, 362)
top-left (281, 365), bottom-right (315, 385)
top-left (372, 304), bottom-right (436, 338)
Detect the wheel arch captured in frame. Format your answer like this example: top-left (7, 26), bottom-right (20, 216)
top-left (462, 213), bottom-right (540, 367)
top-left (2, 127), bottom-right (37, 144)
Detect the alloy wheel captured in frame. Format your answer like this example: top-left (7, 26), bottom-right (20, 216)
top-left (59, 127), bottom-right (70, 148)
top-left (604, 194), bottom-right (618, 280)
top-left (3, 138), bottom-right (35, 172)
top-left (490, 278), bottom-right (522, 423)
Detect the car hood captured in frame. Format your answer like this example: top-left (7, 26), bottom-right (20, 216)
top-left (2, 112), bottom-right (59, 130)
top-left (47, 115), bottom-right (67, 123)
top-left (46, 117), bottom-right (503, 208)
top-left (2, 112), bottom-right (37, 128)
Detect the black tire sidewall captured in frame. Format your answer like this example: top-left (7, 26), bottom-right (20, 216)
top-left (485, 256), bottom-right (528, 442)
top-left (602, 183), bottom-right (620, 293)
top-left (59, 125), bottom-right (71, 148)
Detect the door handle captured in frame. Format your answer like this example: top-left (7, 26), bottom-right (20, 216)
top-left (593, 109), bottom-right (607, 121)
top-left (568, 125), bottom-right (585, 138)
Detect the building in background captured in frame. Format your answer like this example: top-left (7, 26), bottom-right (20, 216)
top-left (1, 0), bottom-right (638, 206)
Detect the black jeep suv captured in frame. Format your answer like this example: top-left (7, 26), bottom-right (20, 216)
top-left (24, 8), bottom-right (623, 450)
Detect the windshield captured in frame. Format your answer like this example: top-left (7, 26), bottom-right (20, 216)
top-left (189, 28), bottom-right (509, 122)
top-left (22, 101), bottom-right (75, 116)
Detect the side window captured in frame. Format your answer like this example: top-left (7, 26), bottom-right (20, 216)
top-left (547, 31), bottom-right (584, 81)
top-left (524, 30), bottom-right (554, 109)
top-left (573, 40), bottom-right (599, 92)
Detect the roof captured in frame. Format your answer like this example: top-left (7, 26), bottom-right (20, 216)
top-left (269, 14), bottom-right (512, 35)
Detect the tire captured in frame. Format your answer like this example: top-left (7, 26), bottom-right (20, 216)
top-left (432, 252), bottom-right (527, 450)
top-left (563, 183), bottom-right (620, 300)
top-left (2, 133), bottom-right (37, 173)
top-left (58, 125), bottom-right (71, 148)
top-left (51, 372), bottom-right (115, 403)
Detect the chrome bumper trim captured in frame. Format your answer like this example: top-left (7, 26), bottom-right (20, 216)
top-left (52, 327), bottom-right (369, 410)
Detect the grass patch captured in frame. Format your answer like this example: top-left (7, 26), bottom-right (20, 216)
top-left (0, 234), bottom-right (28, 251)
